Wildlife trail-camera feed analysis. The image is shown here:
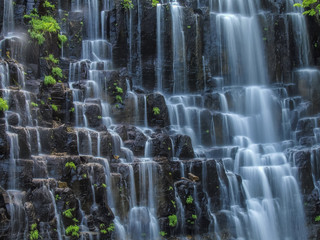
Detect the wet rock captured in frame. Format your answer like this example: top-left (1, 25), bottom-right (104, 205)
top-left (172, 134), bottom-right (195, 159)
top-left (85, 102), bottom-right (102, 128)
top-left (0, 123), bottom-right (8, 161)
top-left (68, 12), bottom-right (84, 59)
top-left (9, 126), bottom-right (31, 159)
top-left (288, 149), bottom-right (314, 195)
top-left (121, 126), bottom-right (148, 157)
top-left (148, 132), bottom-right (173, 158)
top-left (147, 93), bottom-right (170, 128)
top-left (7, 112), bottom-right (19, 126)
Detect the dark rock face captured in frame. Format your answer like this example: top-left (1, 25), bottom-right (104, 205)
top-left (172, 134), bottom-right (195, 159)
top-left (115, 125), bottom-right (148, 156)
top-left (147, 93), bottom-right (170, 128)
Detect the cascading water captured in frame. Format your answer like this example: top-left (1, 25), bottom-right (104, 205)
top-left (0, 0), bottom-right (318, 239)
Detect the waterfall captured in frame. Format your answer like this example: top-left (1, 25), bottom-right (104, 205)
top-left (2, 0), bottom-right (14, 35)
top-left (0, 0), bottom-right (317, 239)
top-left (171, 1), bottom-right (187, 93)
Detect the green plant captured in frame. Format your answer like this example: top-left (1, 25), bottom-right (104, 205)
top-left (315, 215), bottom-right (320, 222)
top-left (65, 224), bottom-right (79, 238)
top-left (159, 231), bottom-right (167, 237)
top-left (168, 214), bottom-right (177, 227)
top-left (63, 208), bottom-right (75, 218)
top-left (186, 195), bottom-right (193, 204)
top-left (294, 0), bottom-right (320, 16)
top-left (58, 34), bottom-right (67, 44)
top-left (0, 98), bottom-right (9, 112)
top-left (98, 115), bottom-right (102, 119)
top-left (72, 218), bottom-right (79, 223)
top-left (100, 223), bottom-right (114, 234)
top-left (82, 173), bottom-right (87, 178)
top-left (24, 13), bottom-right (60, 45)
top-left (116, 86), bottom-right (123, 93)
top-left (29, 223), bottom-right (39, 240)
top-left (43, 0), bottom-right (55, 9)
top-left (31, 102), bottom-right (38, 107)
top-left (116, 95), bottom-right (122, 103)
top-left (102, 183), bottom-right (107, 188)
top-left (107, 223), bottom-right (115, 232)
top-left (69, 107), bottom-right (75, 113)
top-left (122, 0), bottom-right (134, 9)
top-left (153, 107), bottom-right (160, 115)
top-left (45, 54), bottom-right (59, 64)
top-left (55, 194), bottom-right (61, 201)
top-left (152, 0), bottom-right (159, 7)
top-left (171, 200), bottom-right (176, 208)
top-left (192, 214), bottom-right (197, 220)
top-left (44, 75), bottom-right (56, 85)
top-left (168, 186), bottom-right (173, 191)
top-left (65, 161), bottom-right (76, 170)
top-left (52, 67), bottom-right (63, 78)
top-left (51, 104), bottom-right (58, 112)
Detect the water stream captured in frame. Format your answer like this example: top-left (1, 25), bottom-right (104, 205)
top-left (0, 0), bottom-right (316, 239)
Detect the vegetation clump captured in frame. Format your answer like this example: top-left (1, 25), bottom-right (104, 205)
top-left (65, 161), bottom-right (76, 170)
top-left (186, 195), bottom-right (193, 204)
top-left (0, 98), bottom-right (9, 112)
top-left (153, 107), bottom-right (160, 115)
top-left (29, 223), bottom-right (39, 240)
top-left (168, 214), bottom-right (178, 227)
top-left (122, 0), bottom-right (134, 9)
top-left (294, 0), bottom-right (320, 16)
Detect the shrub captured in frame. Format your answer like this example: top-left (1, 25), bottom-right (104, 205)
top-left (45, 54), bottom-right (59, 64)
top-left (186, 195), bottom-right (193, 204)
top-left (63, 208), bottom-right (75, 218)
top-left (153, 107), bottom-right (160, 115)
top-left (294, 0), bottom-right (320, 16)
top-left (51, 104), bottom-right (58, 112)
top-left (65, 161), bottom-right (76, 170)
top-left (168, 214), bottom-right (177, 227)
top-left (152, 0), bottom-right (159, 7)
top-left (29, 223), bottom-right (39, 240)
top-left (25, 14), bottom-right (60, 45)
top-left (31, 102), bottom-right (38, 107)
top-left (52, 67), bottom-right (63, 78)
top-left (44, 75), bottom-right (56, 85)
top-left (116, 95), bottom-right (122, 103)
top-left (122, 0), bottom-right (134, 9)
top-left (65, 224), bottom-right (79, 237)
top-left (0, 98), bottom-right (9, 112)
top-left (116, 86), bottom-right (123, 93)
